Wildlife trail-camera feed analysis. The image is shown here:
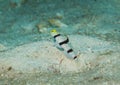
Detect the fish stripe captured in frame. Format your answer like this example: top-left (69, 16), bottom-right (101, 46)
top-left (54, 34), bottom-right (61, 38)
top-left (73, 56), bottom-right (77, 59)
top-left (59, 37), bottom-right (69, 45)
top-left (67, 49), bottom-right (73, 53)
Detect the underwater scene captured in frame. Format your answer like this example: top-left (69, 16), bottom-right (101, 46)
top-left (0, 0), bottom-right (120, 85)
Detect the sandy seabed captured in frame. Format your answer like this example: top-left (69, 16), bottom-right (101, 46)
top-left (0, 35), bottom-right (120, 85)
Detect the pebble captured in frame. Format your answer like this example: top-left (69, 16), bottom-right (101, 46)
top-left (36, 22), bottom-right (48, 33)
top-left (48, 19), bottom-right (68, 28)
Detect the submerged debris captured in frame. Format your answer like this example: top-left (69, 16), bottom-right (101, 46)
top-left (36, 22), bottom-right (48, 33)
top-left (7, 66), bottom-right (12, 71)
top-left (48, 19), bottom-right (68, 28)
top-left (54, 12), bottom-right (64, 19)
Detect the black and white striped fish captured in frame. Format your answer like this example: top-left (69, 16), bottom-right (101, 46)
top-left (50, 29), bottom-right (77, 59)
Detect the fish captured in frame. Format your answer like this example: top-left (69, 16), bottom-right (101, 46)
top-left (50, 29), bottom-right (77, 59)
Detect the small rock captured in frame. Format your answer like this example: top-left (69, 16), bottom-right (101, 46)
top-left (36, 22), bottom-right (48, 33)
top-left (55, 12), bottom-right (64, 19)
top-left (7, 66), bottom-right (12, 71)
top-left (48, 19), bottom-right (68, 28)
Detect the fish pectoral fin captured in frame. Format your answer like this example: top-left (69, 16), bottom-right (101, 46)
top-left (56, 46), bottom-right (64, 51)
top-left (55, 42), bottom-right (64, 51)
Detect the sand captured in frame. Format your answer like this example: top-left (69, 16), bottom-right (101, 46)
top-left (0, 35), bottom-right (120, 73)
top-left (0, 35), bottom-right (120, 85)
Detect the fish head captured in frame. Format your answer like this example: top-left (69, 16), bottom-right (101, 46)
top-left (50, 29), bottom-right (59, 36)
